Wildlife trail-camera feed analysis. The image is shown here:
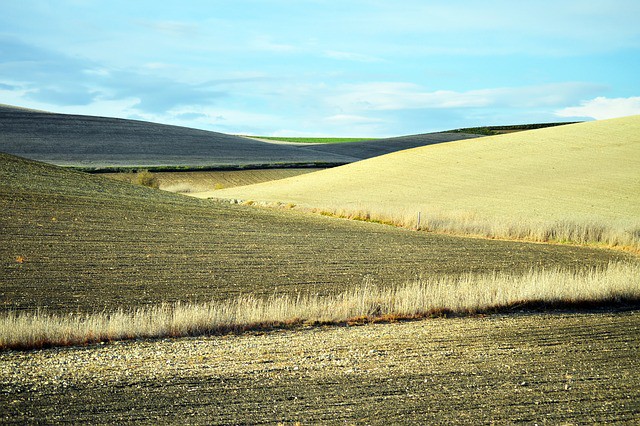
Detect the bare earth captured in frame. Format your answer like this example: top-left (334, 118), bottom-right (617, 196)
top-left (0, 108), bottom-right (357, 168)
top-left (1, 113), bottom-right (638, 424)
top-left (1, 311), bottom-right (638, 424)
top-left (3, 153), bottom-right (627, 313)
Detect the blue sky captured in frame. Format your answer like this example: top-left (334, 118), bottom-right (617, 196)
top-left (1, 0), bottom-right (639, 137)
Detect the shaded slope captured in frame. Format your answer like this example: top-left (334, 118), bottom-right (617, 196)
top-left (296, 131), bottom-right (483, 160)
top-left (0, 107), bottom-right (357, 169)
top-left (0, 153), bottom-right (626, 313)
top-left (210, 116), bottom-right (640, 243)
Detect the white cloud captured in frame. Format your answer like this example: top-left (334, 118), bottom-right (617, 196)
top-left (270, 129), bottom-right (325, 137)
top-left (160, 107), bottom-right (288, 134)
top-left (347, 1), bottom-right (640, 55)
top-left (0, 87), bottom-right (143, 119)
top-left (82, 68), bottom-right (111, 77)
top-left (251, 35), bottom-right (297, 53)
top-left (143, 62), bottom-right (173, 70)
top-left (330, 82), bottom-right (602, 111)
top-left (318, 114), bottom-right (388, 137)
top-left (555, 96), bottom-right (640, 120)
top-left (324, 50), bottom-right (382, 63)
top-left (137, 20), bottom-right (200, 37)
top-left (324, 114), bottom-right (383, 124)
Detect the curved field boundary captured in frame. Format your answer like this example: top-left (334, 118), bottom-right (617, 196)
top-left (296, 131), bottom-right (484, 160)
top-left (103, 168), bottom-right (323, 193)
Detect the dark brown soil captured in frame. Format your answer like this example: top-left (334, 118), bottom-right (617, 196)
top-left (1, 153), bottom-right (630, 314)
top-left (0, 106), bottom-right (483, 170)
top-left (1, 311), bottom-right (638, 424)
top-left (1, 136), bottom-right (637, 425)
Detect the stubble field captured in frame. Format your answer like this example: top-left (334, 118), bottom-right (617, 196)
top-left (210, 116), bottom-right (640, 250)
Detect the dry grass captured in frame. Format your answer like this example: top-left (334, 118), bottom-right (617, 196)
top-left (133, 170), bottom-right (159, 189)
top-left (205, 116), bottom-right (640, 250)
top-left (2, 262), bottom-right (638, 350)
top-left (311, 205), bottom-right (640, 251)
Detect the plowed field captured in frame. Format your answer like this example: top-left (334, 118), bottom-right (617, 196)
top-left (1, 311), bottom-right (638, 424)
top-left (1, 153), bottom-right (629, 313)
top-left (0, 107), bottom-right (356, 169)
top-left (1, 152), bottom-right (638, 424)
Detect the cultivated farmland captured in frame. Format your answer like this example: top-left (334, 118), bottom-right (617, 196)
top-left (1, 109), bottom-right (638, 424)
top-left (0, 105), bottom-right (482, 170)
top-left (208, 116), bottom-right (640, 249)
top-left (289, 131), bottom-right (485, 160)
top-left (2, 152), bottom-right (624, 313)
top-left (243, 136), bottom-right (377, 143)
top-left (0, 105), bottom-right (357, 169)
top-left (2, 312), bottom-right (638, 423)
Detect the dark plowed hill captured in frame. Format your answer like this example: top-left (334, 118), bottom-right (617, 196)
top-left (298, 132), bottom-right (483, 160)
top-left (0, 107), bottom-right (357, 169)
top-left (0, 153), bottom-right (628, 313)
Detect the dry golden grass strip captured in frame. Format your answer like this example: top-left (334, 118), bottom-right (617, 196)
top-left (2, 262), bottom-right (638, 351)
top-left (309, 205), bottom-right (640, 251)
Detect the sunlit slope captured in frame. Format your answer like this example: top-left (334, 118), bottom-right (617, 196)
top-left (211, 116), bottom-right (640, 229)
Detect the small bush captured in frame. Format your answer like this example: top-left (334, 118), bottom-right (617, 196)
top-left (134, 170), bottom-right (159, 189)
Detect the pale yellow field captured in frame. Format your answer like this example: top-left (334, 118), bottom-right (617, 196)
top-left (201, 116), bottom-right (640, 248)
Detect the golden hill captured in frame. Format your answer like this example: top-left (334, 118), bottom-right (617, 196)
top-left (206, 115), bottom-right (640, 248)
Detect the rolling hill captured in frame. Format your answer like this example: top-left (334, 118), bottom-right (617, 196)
top-left (1, 151), bottom-right (624, 313)
top-left (0, 105), bottom-right (481, 170)
top-left (0, 105), bottom-right (357, 169)
top-left (208, 115), bottom-right (640, 247)
top-left (1, 110), bottom-right (637, 424)
top-left (288, 132), bottom-right (485, 160)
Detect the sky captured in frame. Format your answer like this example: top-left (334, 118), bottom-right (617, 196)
top-left (1, 0), bottom-right (639, 137)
